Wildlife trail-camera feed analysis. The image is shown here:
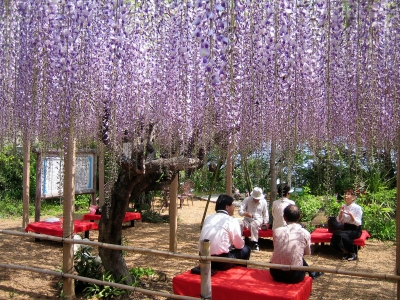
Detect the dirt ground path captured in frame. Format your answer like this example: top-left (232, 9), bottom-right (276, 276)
top-left (0, 199), bottom-right (397, 299)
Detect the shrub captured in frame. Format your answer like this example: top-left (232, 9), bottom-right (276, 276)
top-left (323, 195), bottom-right (342, 218)
top-left (141, 209), bottom-right (168, 223)
top-left (0, 145), bottom-right (36, 201)
top-left (75, 194), bottom-right (91, 211)
top-left (73, 246), bottom-right (156, 299)
top-left (356, 188), bottom-right (396, 241)
top-left (291, 187), bottom-right (323, 222)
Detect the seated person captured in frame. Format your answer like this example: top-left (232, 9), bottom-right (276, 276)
top-left (238, 187), bottom-right (269, 251)
top-left (330, 189), bottom-right (363, 261)
top-left (272, 184), bottom-right (295, 230)
top-left (199, 194), bottom-right (251, 270)
top-left (270, 205), bottom-right (323, 283)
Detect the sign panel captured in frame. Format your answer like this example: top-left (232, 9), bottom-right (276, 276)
top-left (41, 153), bottom-right (95, 198)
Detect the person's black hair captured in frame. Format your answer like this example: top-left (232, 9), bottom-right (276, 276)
top-left (277, 184), bottom-right (291, 198)
top-left (283, 204), bottom-right (301, 223)
top-left (215, 194), bottom-right (234, 211)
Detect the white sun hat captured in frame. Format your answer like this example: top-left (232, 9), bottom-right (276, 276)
top-left (251, 187), bottom-right (264, 200)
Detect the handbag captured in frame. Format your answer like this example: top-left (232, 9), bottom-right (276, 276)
top-left (327, 216), bottom-right (344, 233)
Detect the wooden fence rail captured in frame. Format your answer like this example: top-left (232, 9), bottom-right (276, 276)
top-left (0, 228), bottom-right (399, 299)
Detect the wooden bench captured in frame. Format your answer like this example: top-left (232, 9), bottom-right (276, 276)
top-left (173, 266), bottom-right (312, 300)
top-left (25, 220), bottom-right (99, 239)
top-left (311, 228), bottom-right (370, 252)
top-left (81, 212), bottom-right (142, 227)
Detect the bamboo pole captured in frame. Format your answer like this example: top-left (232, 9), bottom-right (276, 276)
top-left (0, 263), bottom-right (198, 300)
top-left (98, 143), bottom-right (105, 206)
top-left (200, 159), bottom-right (222, 229)
top-left (1, 229), bottom-right (400, 282)
top-left (169, 174), bottom-right (179, 252)
top-left (35, 151), bottom-right (42, 222)
top-left (22, 136), bottom-right (30, 228)
top-left (225, 142), bottom-right (233, 197)
top-left (200, 240), bottom-right (211, 299)
top-left (62, 131), bottom-right (76, 299)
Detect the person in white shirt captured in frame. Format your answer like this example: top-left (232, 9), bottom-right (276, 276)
top-left (199, 194), bottom-right (251, 270)
top-left (330, 189), bottom-right (363, 261)
top-left (239, 187), bottom-right (269, 251)
top-left (272, 184), bottom-right (295, 230)
top-left (270, 205), bottom-right (323, 283)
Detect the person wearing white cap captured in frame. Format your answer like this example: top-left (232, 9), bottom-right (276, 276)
top-left (239, 187), bottom-right (269, 251)
top-left (272, 184), bottom-right (295, 230)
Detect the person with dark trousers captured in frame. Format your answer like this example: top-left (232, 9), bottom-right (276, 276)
top-left (330, 189), bottom-right (363, 261)
top-left (270, 205), bottom-right (323, 283)
top-left (199, 194), bottom-right (251, 270)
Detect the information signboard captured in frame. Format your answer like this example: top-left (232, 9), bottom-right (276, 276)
top-left (41, 153), bottom-right (95, 198)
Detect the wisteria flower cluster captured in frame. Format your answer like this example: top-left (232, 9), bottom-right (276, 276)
top-left (0, 0), bottom-right (399, 157)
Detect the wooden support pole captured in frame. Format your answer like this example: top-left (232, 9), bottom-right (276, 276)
top-left (35, 152), bottom-right (42, 222)
top-left (91, 154), bottom-right (97, 205)
top-left (62, 133), bottom-right (76, 299)
top-left (98, 143), bottom-right (105, 206)
top-left (200, 239), bottom-right (211, 300)
top-left (269, 139), bottom-right (277, 214)
top-left (169, 174), bottom-right (179, 252)
top-left (226, 142), bottom-right (233, 197)
top-left (22, 137), bottom-right (30, 228)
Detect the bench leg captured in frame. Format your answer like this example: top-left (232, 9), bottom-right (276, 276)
top-left (84, 231), bottom-right (89, 239)
top-left (130, 220), bottom-right (135, 227)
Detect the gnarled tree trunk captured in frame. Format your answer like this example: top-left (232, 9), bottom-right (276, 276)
top-left (98, 134), bottom-right (204, 283)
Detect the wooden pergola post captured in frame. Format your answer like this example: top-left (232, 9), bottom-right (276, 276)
top-left (62, 123), bottom-right (76, 299)
top-left (169, 174), bottom-right (179, 252)
top-left (226, 142), bottom-right (233, 197)
top-left (200, 239), bottom-right (211, 299)
top-left (22, 137), bottom-right (30, 228)
top-left (98, 143), bottom-right (105, 207)
top-left (34, 151), bottom-right (42, 222)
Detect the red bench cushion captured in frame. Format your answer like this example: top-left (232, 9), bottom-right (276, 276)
top-left (242, 228), bottom-right (273, 238)
top-left (311, 228), bottom-right (370, 246)
top-left (173, 266), bottom-right (312, 300)
top-left (25, 220), bottom-right (98, 237)
top-left (81, 212), bottom-right (142, 222)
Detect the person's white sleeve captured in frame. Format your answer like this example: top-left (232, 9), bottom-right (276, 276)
top-left (231, 219), bottom-right (245, 249)
top-left (353, 206), bottom-right (363, 226)
top-left (238, 198), bottom-right (247, 216)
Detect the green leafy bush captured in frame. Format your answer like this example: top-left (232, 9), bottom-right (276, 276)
top-left (74, 246), bottom-right (103, 294)
top-left (83, 271), bottom-right (130, 299)
top-left (75, 194), bottom-right (91, 211)
top-left (356, 188), bottom-right (396, 240)
top-left (73, 246), bottom-right (156, 299)
top-left (322, 195), bottom-right (342, 218)
top-left (0, 145), bottom-right (36, 201)
top-left (291, 187), bottom-right (323, 222)
top-left (0, 197), bottom-right (35, 218)
top-left (141, 210), bottom-right (168, 223)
